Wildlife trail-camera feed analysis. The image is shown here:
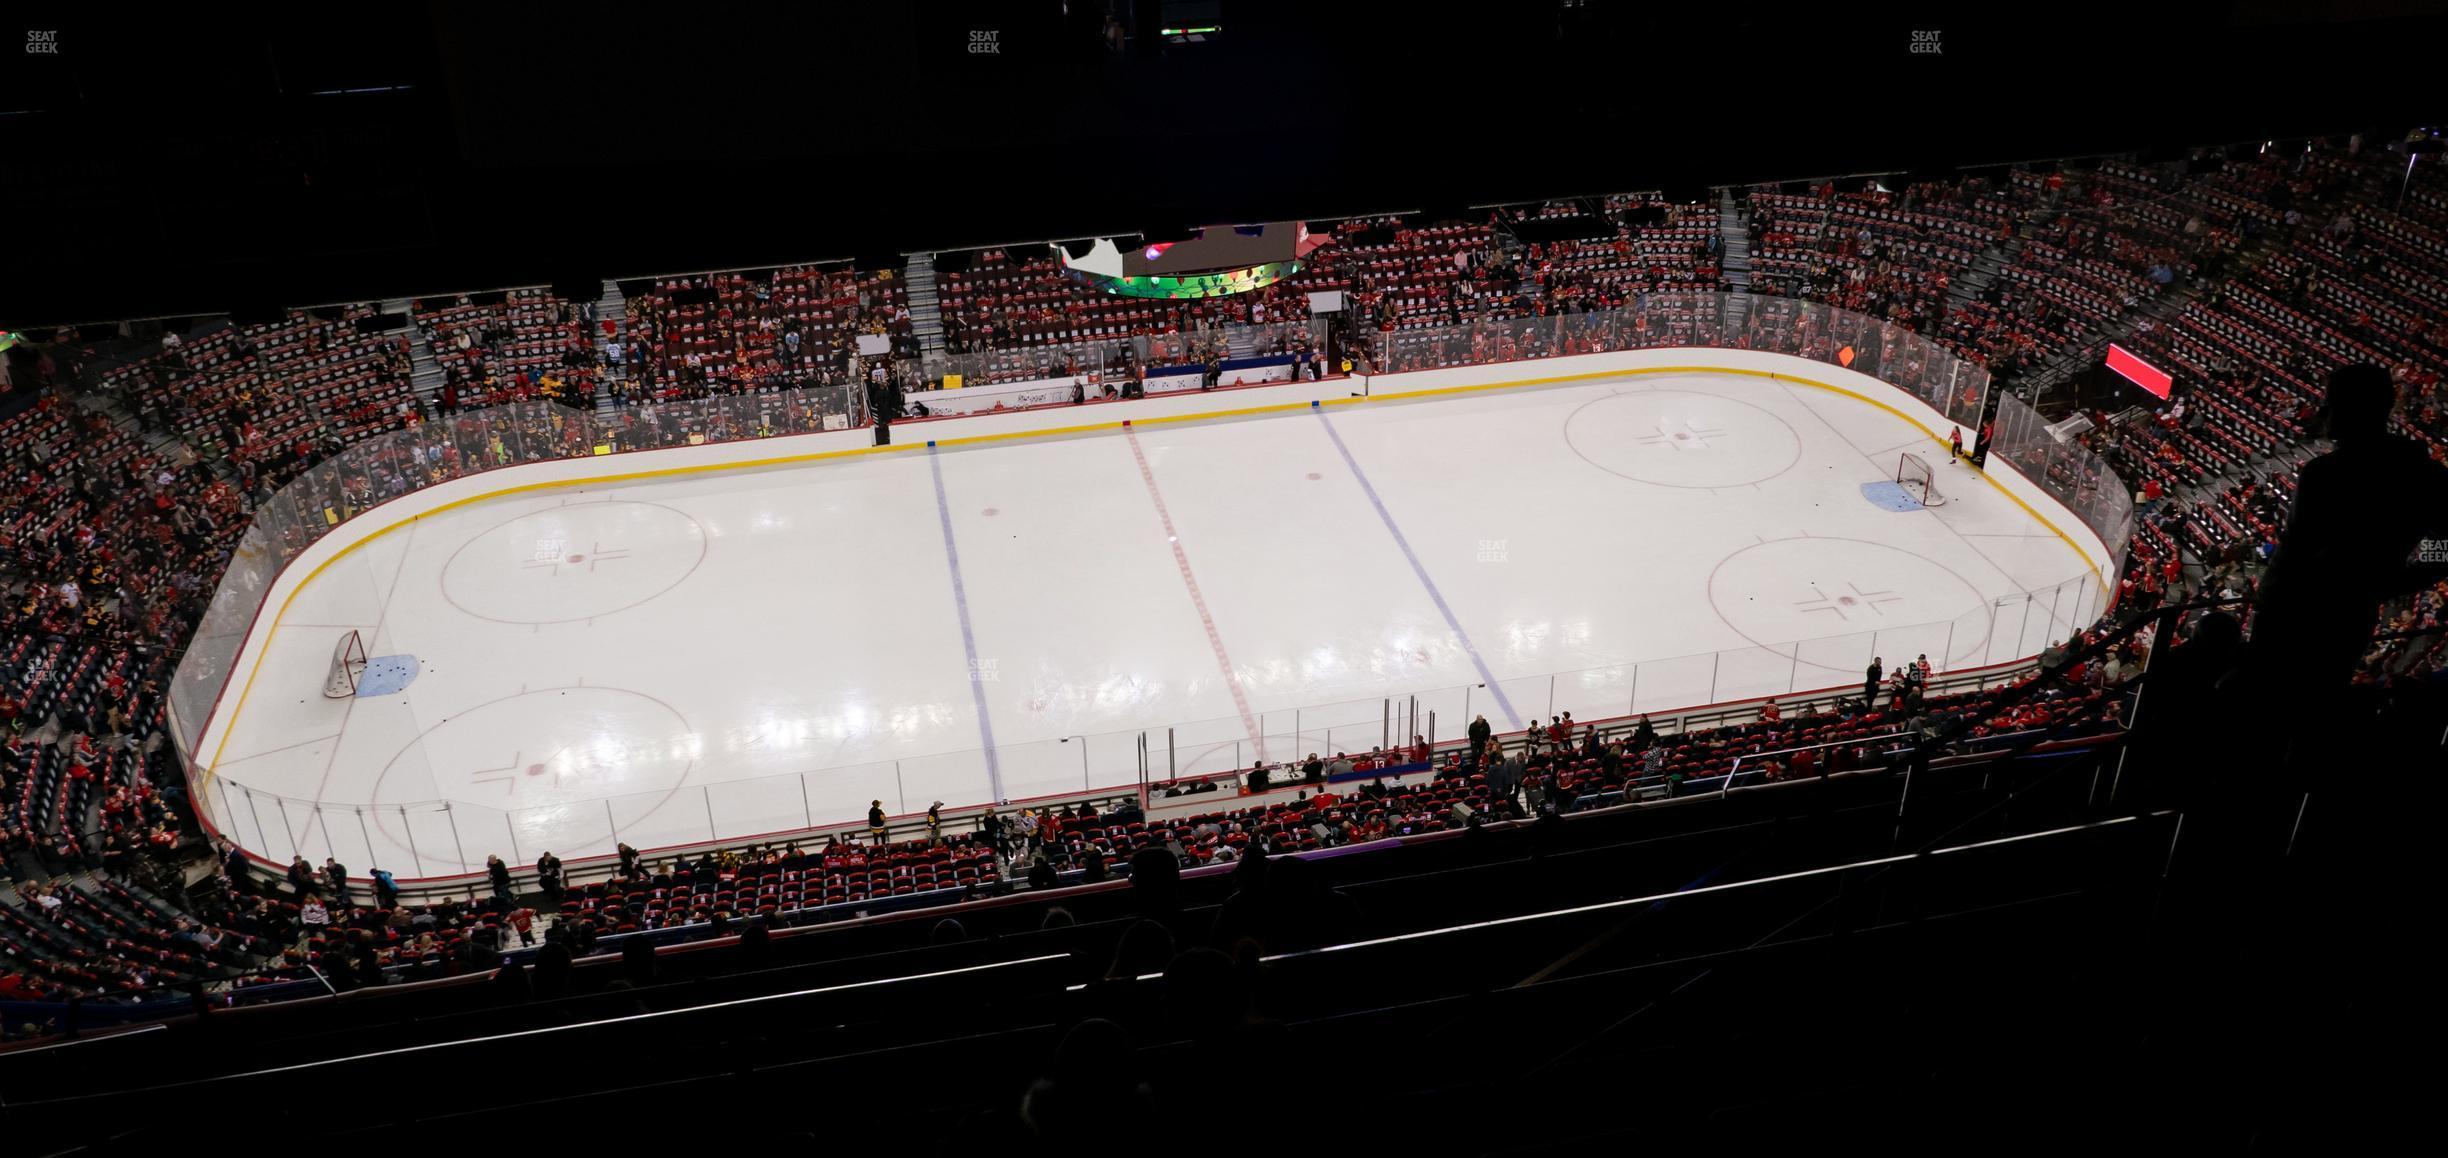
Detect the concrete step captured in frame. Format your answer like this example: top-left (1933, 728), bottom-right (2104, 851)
top-left (904, 252), bottom-right (946, 357)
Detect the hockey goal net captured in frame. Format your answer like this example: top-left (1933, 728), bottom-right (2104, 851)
top-left (1896, 451), bottom-right (1947, 507)
top-left (324, 630), bottom-right (369, 698)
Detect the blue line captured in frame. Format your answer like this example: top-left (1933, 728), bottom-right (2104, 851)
top-left (1314, 411), bottom-right (1522, 730)
top-left (926, 447), bottom-right (1005, 801)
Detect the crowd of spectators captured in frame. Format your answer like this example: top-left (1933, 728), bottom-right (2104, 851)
top-left (616, 264), bottom-right (912, 402)
top-left (420, 288), bottom-right (607, 413)
top-left (2106, 135), bottom-right (2448, 684)
top-left (3, 132), bottom-right (2444, 1038)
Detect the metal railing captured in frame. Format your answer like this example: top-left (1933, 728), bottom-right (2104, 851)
top-left (188, 570), bottom-right (2103, 883)
top-left (921, 318), bottom-right (1329, 391)
top-left (172, 294), bottom-right (2127, 886)
top-left (167, 386), bottom-right (863, 825)
top-left (1367, 292), bottom-right (1993, 436)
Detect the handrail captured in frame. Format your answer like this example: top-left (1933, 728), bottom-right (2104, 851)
top-left (1910, 594), bottom-right (2250, 770)
top-left (178, 298), bottom-right (2128, 894)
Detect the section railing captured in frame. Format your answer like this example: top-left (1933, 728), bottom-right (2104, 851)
top-left (193, 570), bottom-right (2102, 882)
top-left (173, 293), bottom-right (2127, 885)
top-left (1367, 292), bottom-right (1991, 441)
top-left (167, 386), bottom-right (864, 769)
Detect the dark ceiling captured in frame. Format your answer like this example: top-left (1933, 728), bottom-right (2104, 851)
top-left (2, 0), bottom-right (2442, 327)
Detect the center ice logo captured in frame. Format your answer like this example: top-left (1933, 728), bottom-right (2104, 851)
top-left (470, 748), bottom-right (569, 795)
top-left (1638, 418), bottom-right (1727, 449)
top-left (1793, 581), bottom-right (1904, 622)
top-left (521, 539), bottom-right (630, 575)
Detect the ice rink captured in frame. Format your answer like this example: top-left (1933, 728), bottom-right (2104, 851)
top-left (202, 369), bottom-right (2103, 874)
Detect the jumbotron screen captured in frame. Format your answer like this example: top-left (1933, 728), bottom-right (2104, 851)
top-left (2105, 343), bottom-right (2172, 399)
top-left (1090, 259), bottom-right (1301, 299)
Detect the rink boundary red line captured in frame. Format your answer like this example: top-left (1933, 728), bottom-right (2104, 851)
top-left (1122, 427), bottom-right (1267, 766)
top-left (195, 357), bottom-right (2108, 877)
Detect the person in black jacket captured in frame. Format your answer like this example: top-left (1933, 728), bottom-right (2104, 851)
top-left (286, 855), bottom-right (315, 899)
top-left (1863, 657), bottom-right (1885, 708)
top-left (867, 800), bottom-right (888, 845)
top-left (486, 854), bottom-right (513, 904)
top-left (1027, 855), bottom-right (1058, 889)
top-left (220, 842), bottom-right (252, 896)
top-left (534, 852), bottom-right (564, 905)
top-left (2251, 363), bottom-right (2448, 702)
top-left (322, 858), bottom-right (349, 906)
top-left (1466, 714), bottom-right (1492, 762)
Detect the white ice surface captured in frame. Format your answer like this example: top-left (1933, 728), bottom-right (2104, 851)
top-left (206, 372), bottom-right (2099, 873)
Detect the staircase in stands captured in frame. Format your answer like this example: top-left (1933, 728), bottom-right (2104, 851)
top-left (1716, 188), bottom-right (1753, 293)
top-left (905, 253), bottom-right (945, 359)
top-left (594, 278), bottom-right (627, 418)
top-left (390, 296), bottom-right (448, 410)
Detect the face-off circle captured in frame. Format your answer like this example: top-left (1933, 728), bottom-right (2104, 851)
top-left (374, 685), bottom-right (697, 810)
top-left (440, 500), bottom-right (707, 624)
top-left (1707, 537), bottom-right (1994, 672)
top-left (1563, 389), bottom-right (1804, 489)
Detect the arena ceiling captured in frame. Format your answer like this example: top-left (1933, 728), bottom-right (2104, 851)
top-left (2, 1), bottom-right (2442, 326)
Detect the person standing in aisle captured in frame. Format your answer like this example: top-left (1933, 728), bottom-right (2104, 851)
top-left (487, 855), bottom-right (513, 905)
top-left (925, 802), bottom-right (943, 846)
top-left (867, 800), bottom-right (888, 846)
top-left (322, 857), bottom-right (350, 906)
top-left (1863, 657), bottom-right (1885, 709)
top-left (507, 904), bottom-right (538, 948)
top-left (534, 851), bottom-right (564, 906)
top-left (1467, 715), bottom-right (1492, 767)
top-left (980, 808), bottom-right (1008, 862)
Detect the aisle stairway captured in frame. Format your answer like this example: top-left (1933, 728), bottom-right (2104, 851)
top-left (393, 295), bottom-right (447, 409)
top-left (1716, 188), bottom-right (1753, 292)
top-left (905, 253), bottom-right (944, 357)
top-left (1224, 325), bottom-right (1258, 360)
top-left (594, 278), bottom-right (628, 418)
top-left (1950, 232), bottom-right (2021, 306)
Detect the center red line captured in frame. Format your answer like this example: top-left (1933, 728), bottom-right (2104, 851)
top-left (1122, 426), bottom-right (1267, 767)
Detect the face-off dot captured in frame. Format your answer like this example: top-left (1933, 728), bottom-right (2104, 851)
top-left (442, 501), bottom-right (707, 625)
